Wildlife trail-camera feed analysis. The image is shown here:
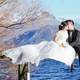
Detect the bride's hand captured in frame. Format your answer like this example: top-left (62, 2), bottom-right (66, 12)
top-left (59, 43), bottom-right (67, 48)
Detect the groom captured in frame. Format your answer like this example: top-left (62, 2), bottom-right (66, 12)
top-left (65, 20), bottom-right (80, 65)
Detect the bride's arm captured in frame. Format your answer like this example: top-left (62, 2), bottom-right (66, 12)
top-left (54, 37), bottom-right (66, 47)
top-left (54, 35), bottom-right (59, 42)
top-left (54, 35), bottom-right (61, 45)
top-left (54, 31), bottom-right (61, 44)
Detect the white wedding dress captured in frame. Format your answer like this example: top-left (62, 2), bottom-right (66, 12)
top-left (3, 30), bottom-right (76, 67)
top-left (36, 30), bottom-right (76, 66)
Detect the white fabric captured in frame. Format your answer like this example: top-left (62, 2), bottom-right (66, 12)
top-left (36, 41), bottom-right (75, 66)
top-left (55, 30), bottom-right (68, 46)
top-left (3, 30), bottom-right (76, 66)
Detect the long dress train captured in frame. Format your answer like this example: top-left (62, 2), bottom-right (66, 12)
top-left (3, 30), bottom-right (76, 67)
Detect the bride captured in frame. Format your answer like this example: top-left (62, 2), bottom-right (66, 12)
top-left (3, 21), bottom-right (76, 69)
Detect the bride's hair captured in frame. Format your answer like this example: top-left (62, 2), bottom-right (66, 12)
top-left (59, 21), bottom-right (67, 30)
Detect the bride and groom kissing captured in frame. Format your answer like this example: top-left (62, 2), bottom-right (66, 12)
top-left (58, 20), bottom-right (80, 69)
top-left (3, 20), bottom-right (80, 72)
top-left (35, 19), bottom-right (80, 71)
top-left (60, 20), bottom-right (80, 63)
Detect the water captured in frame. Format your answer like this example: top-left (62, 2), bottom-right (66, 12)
top-left (0, 59), bottom-right (80, 80)
top-left (31, 59), bottom-right (80, 80)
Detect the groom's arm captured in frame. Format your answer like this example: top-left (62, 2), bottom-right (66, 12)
top-left (70, 29), bottom-right (80, 47)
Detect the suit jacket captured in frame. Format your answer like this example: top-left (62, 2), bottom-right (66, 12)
top-left (67, 29), bottom-right (80, 53)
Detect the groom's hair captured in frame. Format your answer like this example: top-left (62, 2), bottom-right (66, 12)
top-left (65, 20), bottom-right (74, 25)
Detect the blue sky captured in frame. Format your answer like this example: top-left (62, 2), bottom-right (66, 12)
top-left (40, 0), bottom-right (80, 19)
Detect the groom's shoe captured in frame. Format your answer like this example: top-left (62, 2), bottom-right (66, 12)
top-left (78, 57), bottom-right (80, 66)
top-left (70, 64), bottom-right (75, 72)
top-left (79, 61), bottom-right (80, 66)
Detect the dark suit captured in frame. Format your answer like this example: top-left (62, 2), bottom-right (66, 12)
top-left (67, 29), bottom-right (80, 65)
